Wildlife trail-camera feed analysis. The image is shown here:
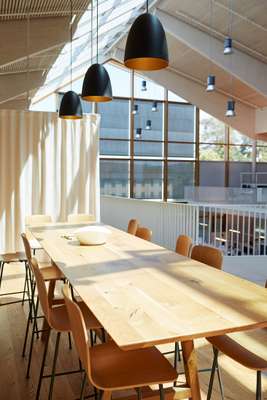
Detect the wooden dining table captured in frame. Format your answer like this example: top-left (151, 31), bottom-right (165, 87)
top-left (29, 222), bottom-right (267, 400)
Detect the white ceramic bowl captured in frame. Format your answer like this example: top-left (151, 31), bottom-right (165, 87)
top-left (74, 226), bottom-right (111, 245)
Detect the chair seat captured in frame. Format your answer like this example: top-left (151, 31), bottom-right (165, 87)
top-left (90, 341), bottom-right (178, 390)
top-left (40, 265), bottom-right (64, 281)
top-left (0, 251), bottom-right (27, 263)
top-left (50, 302), bottom-right (102, 332)
top-left (207, 332), bottom-right (267, 371)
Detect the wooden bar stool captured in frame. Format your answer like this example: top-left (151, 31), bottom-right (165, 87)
top-left (21, 233), bottom-right (65, 366)
top-left (29, 258), bottom-right (103, 400)
top-left (62, 284), bottom-right (178, 400)
top-left (67, 214), bottom-right (96, 223)
top-left (136, 227), bottom-right (152, 242)
top-left (0, 251), bottom-right (30, 306)
top-left (127, 219), bottom-right (139, 235)
top-left (175, 235), bottom-right (192, 257)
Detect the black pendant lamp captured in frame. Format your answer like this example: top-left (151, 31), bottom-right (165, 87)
top-left (124, 0), bottom-right (169, 71)
top-left (82, 0), bottom-right (112, 102)
top-left (59, 0), bottom-right (82, 119)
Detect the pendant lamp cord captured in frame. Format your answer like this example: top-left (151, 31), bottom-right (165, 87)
top-left (96, 0), bottom-right (99, 63)
top-left (91, 0), bottom-right (93, 65)
top-left (208, 0), bottom-right (213, 74)
top-left (228, 0), bottom-right (233, 98)
top-left (70, 0), bottom-right (73, 90)
top-left (26, 0), bottom-right (30, 111)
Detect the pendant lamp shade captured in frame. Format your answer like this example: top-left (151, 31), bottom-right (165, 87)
top-left (124, 13), bottom-right (169, 71)
top-left (59, 90), bottom-right (83, 119)
top-left (82, 63), bottom-right (112, 102)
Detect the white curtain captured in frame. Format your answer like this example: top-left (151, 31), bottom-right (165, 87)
top-left (0, 110), bottom-right (100, 253)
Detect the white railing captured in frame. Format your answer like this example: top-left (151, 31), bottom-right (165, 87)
top-left (101, 196), bottom-right (267, 256)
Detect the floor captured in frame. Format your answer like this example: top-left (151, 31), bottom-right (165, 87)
top-left (0, 259), bottom-right (266, 400)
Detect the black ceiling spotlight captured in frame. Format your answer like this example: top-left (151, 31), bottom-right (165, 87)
top-left (59, 0), bottom-right (83, 119)
top-left (132, 104), bottom-right (139, 115)
top-left (224, 37), bottom-right (233, 55)
top-left (136, 128), bottom-right (142, 138)
top-left (81, 0), bottom-right (112, 102)
top-left (124, 0), bottom-right (169, 71)
top-left (141, 80), bottom-right (147, 91)
top-left (225, 99), bottom-right (235, 117)
top-left (206, 75), bottom-right (216, 92)
top-left (145, 120), bottom-right (152, 130)
top-left (152, 101), bottom-right (158, 112)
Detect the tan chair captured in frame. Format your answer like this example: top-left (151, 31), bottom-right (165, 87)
top-left (62, 284), bottom-right (177, 400)
top-left (175, 235), bottom-right (192, 257)
top-left (21, 233), bottom-right (64, 361)
top-left (127, 218), bottom-right (139, 235)
top-left (67, 213), bottom-right (96, 223)
top-left (191, 245), bottom-right (223, 270)
top-left (136, 226), bottom-right (152, 242)
top-left (25, 214), bottom-right (52, 254)
top-left (207, 331), bottom-right (267, 400)
top-left (29, 258), bottom-right (102, 400)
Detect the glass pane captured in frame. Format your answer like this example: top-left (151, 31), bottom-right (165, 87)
top-left (229, 145), bottom-right (252, 161)
top-left (257, 146), bottom-right (267, 162)
top-left (168, 143), bottom-right (195, 158)
top-left (134, 141), bottom-right (163, 157)
top-left (230, 128), bottom-right (253, 145)
top-left (100, 160), bottom-right (129, 197)
top-left (104, 62), bottom-right (131, 98)
top-left (168, 104), bottom-right (195, 142)
top-left (199, 110), bottom-right (225, 143)
top-left (98, 98), bottom-right (130, 139)
top-left (168, 162), bottom-right (194, 200)
top-left (134, 74), bottom-right (164, 100)
top-left (100, 140), bottom-right (129, 156)
top-left (134, 161), bottom-right (163, 199)
top-left (199, 161), bottom-right (225, 187)
top-left (199, 144), bottom-right (225, 161)
top-left (257, 140), bottom-right (267, 147)
top-left (228, 162), bottom-right (252, 187)
top-left (133, 100), bottom-right (163, 141)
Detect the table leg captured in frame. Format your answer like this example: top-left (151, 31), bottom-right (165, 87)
top-left (41, 280), bottom-right (56, 341)
top-left (181, 340), bottom-right (201, 400)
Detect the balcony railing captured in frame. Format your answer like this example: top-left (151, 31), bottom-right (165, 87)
top-left (101, 195), bottom-right (267, 256)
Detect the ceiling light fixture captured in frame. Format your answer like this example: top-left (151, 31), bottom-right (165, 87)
top-left (141, 80), bottom-right (147, 91)
top-left (206, 0), bottom-right (215, 92)
top-left (81, 0), bottom-right (112, 102)
top-left (124, 0), bottom-right (169, 71)
top-left (152, 101), bottom-right (158, 112)
top-left (225, 0), bottom-right (236, 117)
top-left (59, 0), bottom-right (82, 119)
top-left (136, 128), bottom-right (142, 138)
top-left (145, 120), bottom-right (152, 130)
top-left (132, 104), bottom-right (139, 115)
top-left (225, 99), bottom-right (235, 117)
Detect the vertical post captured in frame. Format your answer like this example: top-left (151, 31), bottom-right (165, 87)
top-left (252, 139), bottom-right (257, 184)
top-left (163, 88), bottom-right (168, 202)
top-left (194, 107), bottom-right (200, 187)
top-left (130, 70), bottom-right (135, 198)
top-left (225, 124), bottom-right (230, 187)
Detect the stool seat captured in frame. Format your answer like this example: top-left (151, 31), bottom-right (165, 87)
top-left (0, 252), bottom-right (27, 263)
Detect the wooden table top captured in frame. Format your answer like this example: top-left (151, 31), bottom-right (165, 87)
top-left (30, 223), bottom-right (267, 350)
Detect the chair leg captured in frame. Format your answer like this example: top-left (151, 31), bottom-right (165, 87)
top-left (22, 262), bottom-right (29, 305)
top-left (80, 371), bottom-right (87, 400)
top-left (207, 347), bottom-right (218, 400)
top-left (0, 262), bottom-right (5, 289)
top-left (159, 384), bottom-right (164, 400)
top-left (36, 328), bottom-right (51, 400)
top-left (48, 332), bottom-right (61, 400)
top-left (256, 371), bottom-right (262, 400)
top-left (68, 332), bottom-right (72, 350)
top-left (136, 388), bottom-right (142, 400)
top-left (26, 296), bottom-right (39, 378)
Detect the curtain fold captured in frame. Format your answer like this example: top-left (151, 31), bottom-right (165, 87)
top-left (0, 110), bottom-right (100, 253)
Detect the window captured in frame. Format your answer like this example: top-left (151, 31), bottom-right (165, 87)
top-left (168, 162), bottom-right (194, 200)
top-left (134, 161), bottom-right (163, 199)
top-left (168, 104), bottom-right (195, 142)
top-left (199, 144), bottom-right (225, 161)
top-left (199, 111), bottom-right (225, 143)
top-left (100, 160), bottom-right (129, 197)
top-left (256, 140), bottom-right (267, 162)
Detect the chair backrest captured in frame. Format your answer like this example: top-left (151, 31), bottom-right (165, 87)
top-left (67, 214), bottom-right (95, 223)
top-left (31, 257), bottom-right (51, 324)
top-left (175, 235), bottom-right (192, 257)
top-left (62, 285), bottom-right (92, 380)
top-left (191, 245), bottom-right (223, 270)
top-left (21, 233), bottom-right (32, 262)
top-left (265, 280), bottom-right (267, 289)
top-left (127, 219), bottom-right (139, 235)
top-left (136, 226), bottom-right (152, 242)
top-left (25, 214), bottom-right (52, 225)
